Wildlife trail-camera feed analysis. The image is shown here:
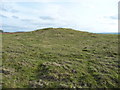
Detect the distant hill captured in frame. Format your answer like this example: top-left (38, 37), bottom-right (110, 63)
top-left (0, 30), bottom-right (3, 33)
top-left (2, 28), bottom-right (119, 88)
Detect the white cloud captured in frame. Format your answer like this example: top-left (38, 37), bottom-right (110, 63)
top-left (0, 0), bottom-right (119, 32)
top-left (1, 0), bottom-right (83, 2)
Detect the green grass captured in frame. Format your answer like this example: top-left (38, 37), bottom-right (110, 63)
top-left (1, 28), bottom-right (119, 88)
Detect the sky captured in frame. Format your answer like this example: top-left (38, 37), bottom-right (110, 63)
top-left (0, 0), bottom-right (119, 33)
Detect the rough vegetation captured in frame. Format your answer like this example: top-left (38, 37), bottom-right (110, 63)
top-left (1, 28), bottom-right (119, 88)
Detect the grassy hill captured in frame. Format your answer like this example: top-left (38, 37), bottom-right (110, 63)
top-left (2, 28), bottom-right (119, 88)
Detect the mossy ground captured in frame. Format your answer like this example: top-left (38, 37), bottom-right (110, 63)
top-left (1, 28), bottom-right (119, 88)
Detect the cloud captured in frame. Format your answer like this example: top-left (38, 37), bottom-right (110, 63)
top-left (2, 24), bottom-right (31, 32)
top-left (12, 15), bottom-right (19, 19)
top-left (104, 15), bottom-right (118, 20)
top-left (39, 16), bottom-right (54, 20)
top-left (0, 14), bottom-right (8, 18)
top-left (1, 0), bottom-right (118, 33)
top-left (32, 22), bottom-right (56, 26)
top-left (9, 9), bottom-right (19, 13)
top-left (3, 24), bottom-right (27, 29)
top-left (0, 7), bottom-right (7, 11)
top-left (109, 16), bottom-right (118, 20)
top-left (0, 3), bottom-right (19, 13)
top-left (21, 19), bottom-right (33, 22)
top-left (1, 0), bottom-right (83, 2)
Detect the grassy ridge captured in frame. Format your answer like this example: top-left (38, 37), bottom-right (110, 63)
top-left (2, 28), bottom-right (119, 88)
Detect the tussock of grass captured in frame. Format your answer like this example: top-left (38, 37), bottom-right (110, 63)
top-left (2, 28), bottom-right (119, 88)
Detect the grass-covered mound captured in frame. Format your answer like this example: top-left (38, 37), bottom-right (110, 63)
top-left (2, 28), bottom-right (119, 88)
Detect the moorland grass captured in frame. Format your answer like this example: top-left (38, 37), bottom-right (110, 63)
top-left (1, 28), bottom-right (119, 88)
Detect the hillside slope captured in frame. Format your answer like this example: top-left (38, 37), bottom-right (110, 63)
top-left (2, 28), bottom-right (119, 88)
